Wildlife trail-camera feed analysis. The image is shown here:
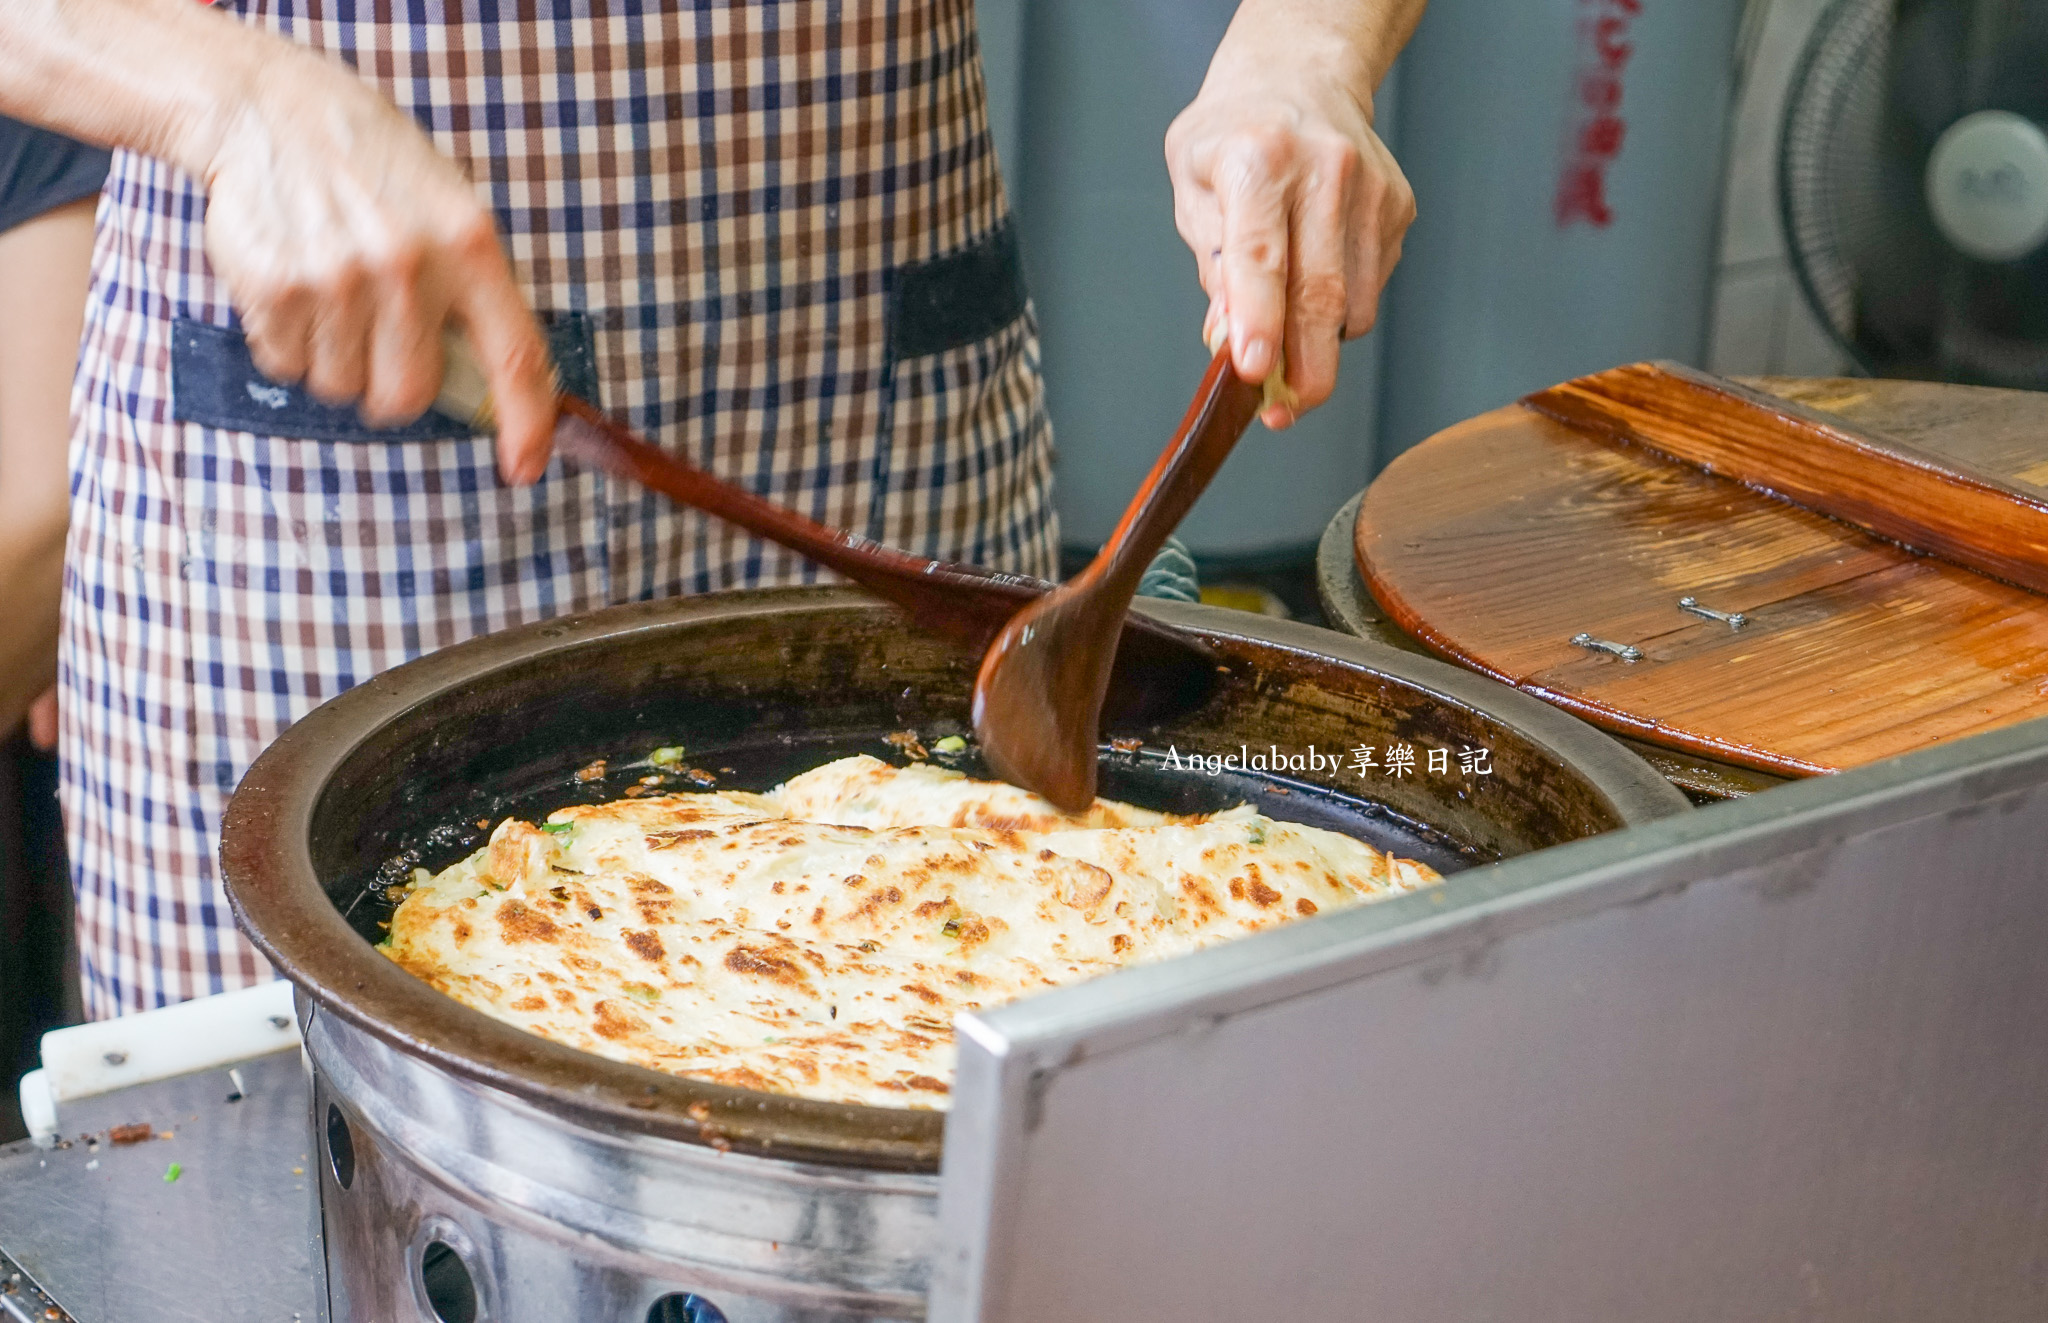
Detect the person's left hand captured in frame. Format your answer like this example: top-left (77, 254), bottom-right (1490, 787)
top-left (1166, 68), bottom-right (1414, 429)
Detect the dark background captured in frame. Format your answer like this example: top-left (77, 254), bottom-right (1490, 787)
top-left (0, 726), bottom-right (77, 1142)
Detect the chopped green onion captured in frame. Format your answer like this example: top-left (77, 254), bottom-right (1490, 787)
top-left (649, 745), bottom-right (687, 767)
top-left (933, 735), bottom-right (968, 754)
top-left (163, 1162), bottom-right (183, 1183)
top-left (541, 822), bottom-right (573, 836)
top-left (941, 919), bottom-right (961, 937)
top-left (623, 983), bottom-right (660, 1004)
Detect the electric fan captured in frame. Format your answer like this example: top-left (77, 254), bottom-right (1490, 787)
top-left (1780, 0), bottom-right (2048, 387)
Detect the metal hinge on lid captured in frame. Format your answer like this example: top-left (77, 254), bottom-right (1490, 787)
top-left (1678, 596), bottom-right (1748, 629)
top-left (1570, 633), bottom-right (1644, 662)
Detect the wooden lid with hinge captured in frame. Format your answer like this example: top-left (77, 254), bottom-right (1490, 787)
top-left (1355, 365), bottom-right (2048, 777)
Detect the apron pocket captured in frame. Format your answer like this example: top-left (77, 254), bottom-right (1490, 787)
top-left (887, 219), bottom-right (1027, 361)
top-left (170, 313), bottom-right (600, 441)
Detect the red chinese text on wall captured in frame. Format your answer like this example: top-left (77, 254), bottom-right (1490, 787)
top-left (1556, 0), bottom-right (1640, 228)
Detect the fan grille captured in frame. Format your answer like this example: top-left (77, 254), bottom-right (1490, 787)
top-left (1779, 0), bottom-right (1897, 374)
top-left (1781, 0), bottom-right (2048, 387)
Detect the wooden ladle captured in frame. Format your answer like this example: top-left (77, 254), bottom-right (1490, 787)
top-left (971, 346), bottom-right (1265, 810)
top-left (434, 352), bottom-right (1222, 727)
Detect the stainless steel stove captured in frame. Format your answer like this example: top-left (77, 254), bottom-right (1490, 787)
top-left (14, 706), bottom-right (2048, 1322)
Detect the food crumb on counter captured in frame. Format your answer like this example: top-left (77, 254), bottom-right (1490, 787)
top-left (108, 1123), bottom-right (153, 1146)
top-left (162, 1162), bottom-right (183, 1183)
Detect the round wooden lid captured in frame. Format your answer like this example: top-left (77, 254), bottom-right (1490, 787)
top-left (1355, 378), bottom-right (2048, 777)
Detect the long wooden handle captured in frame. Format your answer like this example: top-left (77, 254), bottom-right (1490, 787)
top-left (437, 335), bottom-right (1029, 620)
top-left (550, 398), bottom-right (876, 582)
top-left (1091, 347), bottom-right (1264, 597)
top-left (433, 338), bottom-right (1221, 726)
top-left (1524, 361), bottom-right (2048, 597)
top-left (547, 396), bottom-right (1037, 644)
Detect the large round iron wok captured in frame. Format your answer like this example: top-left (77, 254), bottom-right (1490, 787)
top-left (220, 588), bottom-right (1686, 1320)
top-left (223, 586), bottom-right (1684, 1170)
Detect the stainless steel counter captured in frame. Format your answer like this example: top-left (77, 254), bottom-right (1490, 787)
top-left (0, 1049), bottom-right (321, 1323)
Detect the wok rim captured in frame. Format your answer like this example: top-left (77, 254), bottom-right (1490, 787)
top-left (220, 586), bottom-right (1687, 1172)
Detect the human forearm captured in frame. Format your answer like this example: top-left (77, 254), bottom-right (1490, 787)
top-left (0, 0), bottom-right (280, 175)
top-left (1204, 0), bottom-right (1424, 109)
top-left (1168, 0), bottom-right (1425, 422)
top-left (0, 199), bottom-right (92, 736)
top-left (0, 519), bottom-right (63, 738)
top-left (0, 0), bottom-right (558, 480)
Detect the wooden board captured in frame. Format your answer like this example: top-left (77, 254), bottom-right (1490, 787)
top-left (1527, 363), bottom-right (2048, 596)
top-left (1356, 377), bottom-right (2048, 777)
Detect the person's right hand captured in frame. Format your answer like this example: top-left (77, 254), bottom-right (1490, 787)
top-left (199, 54), bottom-right (556, 482)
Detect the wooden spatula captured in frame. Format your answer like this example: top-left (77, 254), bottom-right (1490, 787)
top-left (1524, 361), bottom-right (2048, 596)
top-left (971, 346), bottom-right (1264, 810)
top-left (436, 353), bottom-right (1223, 727)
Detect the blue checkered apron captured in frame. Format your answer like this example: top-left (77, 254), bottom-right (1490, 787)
top-left (60, 0), bottom-right (1057, 1017)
